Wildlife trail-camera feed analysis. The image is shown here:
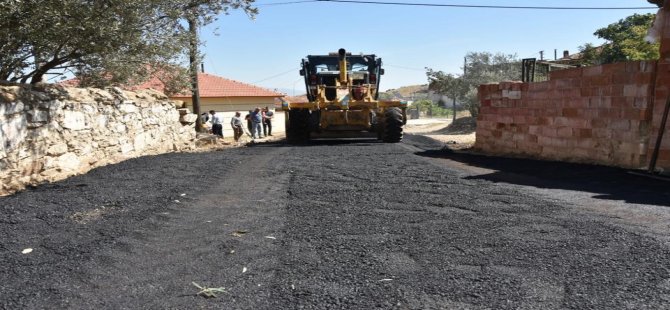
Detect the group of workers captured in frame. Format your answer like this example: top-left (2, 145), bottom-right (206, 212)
top-left (204, 107), bottom-right (274, 141)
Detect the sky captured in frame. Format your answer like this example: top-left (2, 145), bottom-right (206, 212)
top-left (198, 0), bottom-right (659, 95)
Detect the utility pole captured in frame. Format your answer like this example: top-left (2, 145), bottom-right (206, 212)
top-left (463, 57), bottom-right (467, 76)
top-left (188, 14), bottom-right (203, 133)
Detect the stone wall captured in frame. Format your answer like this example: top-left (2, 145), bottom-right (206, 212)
top-left (475, 61), bottom-right (658, 169)
top-left (0, 84), bottom-right (196, 196)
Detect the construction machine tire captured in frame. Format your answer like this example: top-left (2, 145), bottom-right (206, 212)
top-left (382, 107), bottom-right (403, 143)
top-left (375, 117), bottom-right (384, 140)
top-left (286, 109), bottom-right (310, 144)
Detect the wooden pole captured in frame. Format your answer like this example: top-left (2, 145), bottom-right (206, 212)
top-left (188, 15), bottom-right (203, 133)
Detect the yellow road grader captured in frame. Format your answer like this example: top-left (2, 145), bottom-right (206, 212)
top-left (281, 48), bottom-right (407, 143)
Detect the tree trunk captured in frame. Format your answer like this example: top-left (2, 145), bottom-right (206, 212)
top-left (452, 97), bottom-right (456, 122)
top-left (188, 16), bottom-right (203, 133)
top-left (29, 56), bottom-right (66, 84)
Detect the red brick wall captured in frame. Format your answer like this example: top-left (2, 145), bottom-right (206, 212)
top-left (475, 61), bottom-right (657, 168)
top-left (649, 5), bottom-right (670, 171)
top-left (476, 7), bottom-right (670, 171)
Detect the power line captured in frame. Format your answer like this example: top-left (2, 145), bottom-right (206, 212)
top-left (314, 0), bottom-right (656, 10)
top-left (256, 0), bottom-right (319, 6)
top-left (252, 67), bottom-right (301, 84)
top-left (385, 64), bottom-right (426, 71)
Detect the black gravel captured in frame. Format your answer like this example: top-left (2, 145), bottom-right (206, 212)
top-left (1, 136), bottom-right (669, 309)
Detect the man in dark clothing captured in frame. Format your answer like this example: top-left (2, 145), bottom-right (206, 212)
top-left (245, 110), bottom-right (253, 135)
top-left (262, 106), bottom-right (274, 137)
top-left (209, 110), bottom-right (223, 138)
top-left (230, 111), bottom-right (244, 142)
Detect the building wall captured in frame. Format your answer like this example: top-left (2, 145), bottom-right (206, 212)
top-left (476, 7), bottom-right (670, 172)
top-left (475, 61), bottom-right (658, 169)
top-left (174, 96), bottom-right (285, 137)
top-left (175, 96), bottom-right (277, 112)
top-left (649, 5), bottom-right (670, 171)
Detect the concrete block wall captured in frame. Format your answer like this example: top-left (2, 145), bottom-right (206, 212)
top-left (475, 61), bottom-right (657, 169)
top-left (476, 7), bottom-right (670, 172)
top-left (649, 4), bottom-right (670, 170)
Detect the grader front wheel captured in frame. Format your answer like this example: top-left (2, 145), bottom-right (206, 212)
top-left (286, 109), bottom-right (310, 144)
top-left (382, 107), bottom-right (403, 143)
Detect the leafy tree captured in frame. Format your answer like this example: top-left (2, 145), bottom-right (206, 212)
top-left (411, 99), bottom-right (453, 118)
top-left (426, 70), bottom-right (465, 121)
top-left (378, 91), bottom-right (395, 100)
top-left (578, 13), bottom-right (659, 65)
top-left (0, 0), bottom-right (257, 85)
top-left (647, 0), bottom-right (664, 8)
top-left (427, 52), bottom-right (519, 117)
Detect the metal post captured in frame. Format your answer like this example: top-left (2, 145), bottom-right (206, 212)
top-left (648, 96), bottom-right (670, 173)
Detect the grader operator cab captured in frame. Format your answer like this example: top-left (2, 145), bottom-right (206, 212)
top-left (282, 48), bottom-right (407, 143)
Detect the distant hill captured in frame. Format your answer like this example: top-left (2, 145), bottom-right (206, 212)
top-left (380, 84), bottom-right (429, 100)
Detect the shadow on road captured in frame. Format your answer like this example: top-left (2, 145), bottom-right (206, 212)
top-left (416, 148), bottom-right (670, 207)
top-left (250, 138), bottom-right (381, 147)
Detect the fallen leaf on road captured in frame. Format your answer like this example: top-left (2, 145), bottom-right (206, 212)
top-left (192, 282), bottom-right (226, 298)
top-left (242, 267), bottom-right (248, 273)
top-left (21, 248), bottom-right (33, 254)
top-left (232, 230), bottom-right (248, 237)
top-left (174, 200), bottom-right (180, 203)
top-left (180, 193), bottom-right (186, 197)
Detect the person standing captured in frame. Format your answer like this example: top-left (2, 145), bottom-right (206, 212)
top-left (262, 106), bottom-right (274, 137)
top-left (251, 107), bottom-right (263, 139)
top-left (209, 110), bottom-right (223, 138)
top-left (230, 111), bottom-right (244, 142)
top-left (245, 110), bottom-right (253, 135)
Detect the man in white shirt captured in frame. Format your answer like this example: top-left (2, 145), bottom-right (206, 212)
top-left (209, 110), bottom-right (223, 138)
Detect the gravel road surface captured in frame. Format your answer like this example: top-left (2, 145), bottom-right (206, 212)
top-left (1, 135), bottom-right (669, 309)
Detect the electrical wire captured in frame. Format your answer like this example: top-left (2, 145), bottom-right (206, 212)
top-left (252, 67), bottom-right (301, 84)
top-left (256, 0), bottom-right (319, 6)
top-left (385, 64), bottom-right (427, 71)
top-left (314, 0), bottom-right (656, 10)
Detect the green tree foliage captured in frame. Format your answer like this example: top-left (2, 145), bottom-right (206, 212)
top-left (578, 13), bottom-right (659, 65)
top-left (426, 70), bottom-right (464, 121)
top-left (0, 0), bottom-right (257, 86)
top-left (427, 52), bottom-right (519, 117)
top-left (411, 99), bottom-right (453, 118)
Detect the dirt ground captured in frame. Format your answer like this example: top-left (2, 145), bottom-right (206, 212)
top-left (197, 116), bottom-right (476, 152)
top-left (404, 116), bottom-right (477, 150)
top-left (2, 120), bottom-right (670, 309)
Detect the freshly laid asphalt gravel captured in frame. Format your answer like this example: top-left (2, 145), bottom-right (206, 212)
top-left (1, 135), bottom-right (669, 309)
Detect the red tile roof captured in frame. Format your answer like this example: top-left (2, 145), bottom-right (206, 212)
top-left (57, 79), bottom-right (80, 87)
top-left (59, 73), bottom-right (284, 98)
top-left (284, 95), bottom-right (309, 103)
top-left (171, 73), bottom-right (283, 98)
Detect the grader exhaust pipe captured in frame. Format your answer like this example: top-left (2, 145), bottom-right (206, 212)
top-left (338, 48), bottom-right (348, 85)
